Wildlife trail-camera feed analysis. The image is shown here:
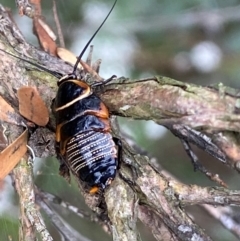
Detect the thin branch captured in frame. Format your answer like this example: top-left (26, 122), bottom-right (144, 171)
top-left (101, 78), bottom-right (240, 169)
top-left (181, 139), bottom-right (227, 187)
top-left (35, 189), bottom-right (92, 241)
top-left (167, 180), bottom-right (240, 206)
top-left (52, 0), bottom-right (65, 48)
top-left (104, 176), bottom-right (140, 241)
top-left (36, 188), bottom-right (111, 234)
top-left (116, 123), bottom-right (240, 240)
top-left (15, 0), bottom-right (34, 17)
top-left (202, 205), bottom-right (240, 239)
top-left (138, 205), bottom-right (178, 241)
top-left (110, 118), bottom-right (213, 241)
top-left (162, 169), bottom-right (240, 240)
top-left (13, 157), bottom-right (53, 241)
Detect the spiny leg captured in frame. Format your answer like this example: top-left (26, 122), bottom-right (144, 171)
top-left (56, 141), bottom-right (70, 182)
top-left (113, 137), bottom-right (122, 169)
top-left (113, 137), bottom-right (138, 188)
top-left (181, 139), bottom-right (226, 187)
top-left (91, 75), bottom-right (117, 87)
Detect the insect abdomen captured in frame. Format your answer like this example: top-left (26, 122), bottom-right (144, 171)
top-left (66, 129), bottom-right (118, 189)
top-left (55, 80), bottom-right (119, 193)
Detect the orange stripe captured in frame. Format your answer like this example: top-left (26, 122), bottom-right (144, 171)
top-left (55, 80), bottom-right (92, 111)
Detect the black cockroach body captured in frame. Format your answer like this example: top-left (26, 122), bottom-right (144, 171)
top-left (54, 0), bottom-right (120, 194)
top-left (54, 74), bottom-right (120, 194)
top-left (0, 0), bottom-right (119, 194)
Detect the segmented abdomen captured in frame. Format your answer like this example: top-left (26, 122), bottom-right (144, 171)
top-left (65, 130), bottom-right (117, 187)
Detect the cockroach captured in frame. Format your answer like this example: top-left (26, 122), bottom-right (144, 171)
top-left (0, 0), bottom-right (120, 193)
top-left (54, 0), bottom-right (120, 194)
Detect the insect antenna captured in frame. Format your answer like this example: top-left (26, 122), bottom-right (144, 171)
top-left (72, 0), bottom-right (117, 76)
top-left (0, 0), bottom-right (117, 79)
top-left (0, 48), bottom-right (62, 79)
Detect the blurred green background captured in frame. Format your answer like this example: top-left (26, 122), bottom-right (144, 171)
top-left (0, 0), bottom-right (240, 240)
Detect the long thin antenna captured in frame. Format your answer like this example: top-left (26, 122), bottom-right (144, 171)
top-left (0, 49), bottom-right (62, 78)
top-left (72, 0), bottom-right (117, 75)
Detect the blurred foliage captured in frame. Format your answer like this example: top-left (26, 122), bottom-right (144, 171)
top-left (1, 0), bottom-right (240, 240)
top-left (0, 218), bottom-right (18, 240)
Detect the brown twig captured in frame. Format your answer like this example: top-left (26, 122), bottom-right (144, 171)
top-left (101, 78), bottom-right (240, 169)
top-left (13, 157), bottom-right (53, 241)
top-left (181, 139), bottom-right (227, 187)
top-left (36, 188), bottom-right (112, 234)
top-left (52, 0), bottom-right (65, 48)
top-left (161, 169), bottom-right (240, 240)
top-left (35, 188), bottom-right (92, 241)
top-left (15, 0), bottom-right (34, 17)
top-left (202, 205), bottom-right (240, 238)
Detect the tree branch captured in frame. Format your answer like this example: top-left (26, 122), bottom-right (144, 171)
top-left (13, 157), bottom-right (53, 241)
top-left (0, 3), bottom-right (240, 241)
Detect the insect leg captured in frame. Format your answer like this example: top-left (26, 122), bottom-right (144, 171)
top-left (26, 144), bottom-right (36, 166)
top-left (114, 137), bottom-right (139, 188)
top-left (91, 75), bottom-right (117, 87)
top-left (80, 109), bottom-right (109, 120)
top-left (56, 141), bottom-right (70, 182)
top-left (113, 137), bottom-right (122, 169)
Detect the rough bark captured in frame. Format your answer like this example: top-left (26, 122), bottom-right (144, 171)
top-left (0, 3), bottom-right (240, 241)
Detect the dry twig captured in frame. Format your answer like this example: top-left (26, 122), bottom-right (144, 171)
top-left (13, 157), bottom-right (53, 241)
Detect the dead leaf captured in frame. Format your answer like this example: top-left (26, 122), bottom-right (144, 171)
top-left (38, 18), bottom-right (57, 41)
top-left (57, 47), bottom-right (83, 69)
top-left (33, 16), bottom-right (57, 55)
top-left (0, 96), bottom-right (25, 126)
top-left (0, 129), bottom-right (28, 180)
top-left (17, 86), bottom-right (49, 126)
